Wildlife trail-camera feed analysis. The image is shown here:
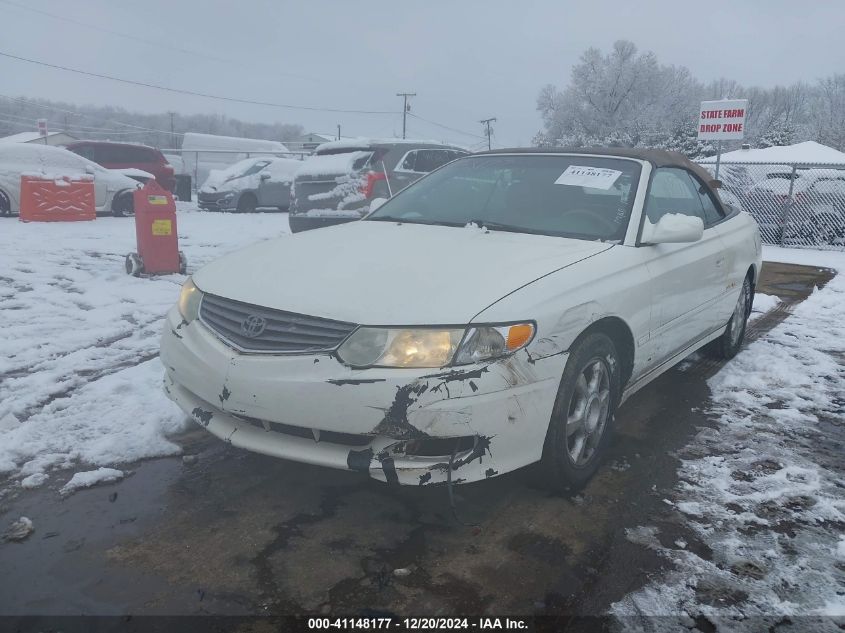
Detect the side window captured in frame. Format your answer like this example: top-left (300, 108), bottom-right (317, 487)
top-left (644, 168), bottom-right (705, 224)
top-left (688, 172), bottom-right (726, 225)
top-left (397, 150), bottom-right (417, 172)
top-left (414, 150), bottom-right (451, 173)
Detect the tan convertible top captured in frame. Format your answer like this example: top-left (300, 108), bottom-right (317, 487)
top-left (478, 147), bottom-right (718, 189)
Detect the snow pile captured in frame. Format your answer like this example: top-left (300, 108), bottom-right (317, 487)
top-left (613, 250), bottom-right (845, 626)
top-left (264, 157), bottom-right (302, 183)
top-left (0, 204), bottom-right (292, 488)
top-left (3, 516), bottom-right (34, 542)
top-left (749, 293), bottom-right (780, 321)
top-left (60, 467), bottom-right (125, 495)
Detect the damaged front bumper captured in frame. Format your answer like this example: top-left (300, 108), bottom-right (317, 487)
top-left (160, 308), bottom-right (566, 485)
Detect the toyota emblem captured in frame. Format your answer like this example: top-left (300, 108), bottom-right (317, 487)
top-left (240, 314), bottom-right (267, 338)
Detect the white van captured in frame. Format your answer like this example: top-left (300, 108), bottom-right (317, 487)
top-left (180, 132), bottom-right (291, 189)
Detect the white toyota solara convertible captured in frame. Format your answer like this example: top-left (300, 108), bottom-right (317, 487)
top-left (160, 149), bottom-right (762, 490)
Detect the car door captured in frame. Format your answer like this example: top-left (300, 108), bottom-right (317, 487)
top-left (390, 149), bottom-right (420, 193)
top-left (640, 167), bottom-right (728, 367)
top-left (689, 170), bottom-right (749, 325)
top-left (256, 163), bottom-right (288, 207)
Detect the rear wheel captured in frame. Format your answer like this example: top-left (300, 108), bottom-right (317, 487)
top-left (112, 191), bottom-right (134, 217)
top-left (0, 190), bottom-right (10, 217)
top-left (706, 275), bottom-right (751, 360)
top-left (236, 194), bottom-right (257, 214)
top-left (125, 253), bottom-right (143, 276)
top-left (540, 333), bottom-right (621, 491)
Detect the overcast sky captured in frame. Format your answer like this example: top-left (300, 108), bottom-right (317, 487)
top-left (2, 0), bottom-right (844, 149)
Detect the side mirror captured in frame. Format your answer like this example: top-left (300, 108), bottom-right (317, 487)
top-left (260, 173), bottom-right (271, 180)
top-left (84, 165), bottom-right (95, 175)
top-left (369, 197), bottom-right (387, 212)
top-left (710, 179), bottom-right (723, 189)
top-left (642, 214), bottom-right (704, 245)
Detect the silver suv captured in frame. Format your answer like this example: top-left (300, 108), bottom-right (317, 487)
top-left (288, 139), bottom-right (467, 232)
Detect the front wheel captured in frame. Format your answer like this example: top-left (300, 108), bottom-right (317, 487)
top-left (540, 332), bottom-right (621, 491)
top-left (706, 276), bottom-right (751, 360)
top-left (236, 194), bottom-right (257, 214)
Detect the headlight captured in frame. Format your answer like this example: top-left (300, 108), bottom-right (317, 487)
top-left (453, 323), bottom-right (535, 365)
top-left (337, 328), bottom-right (464, 368)
top-left (178, 278), bottom-right (203, 323)
top-left (336, 322), bottom-right (535, 368)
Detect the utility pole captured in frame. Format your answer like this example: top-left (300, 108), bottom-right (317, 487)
top-left (337, 124), bottom-right (341, 140)
top-left (396, 92), bottom-right (416, 139)
top-left (479, 118), bottom-right (496, 150)
top-left (168, 111), bottom-right (177, 148)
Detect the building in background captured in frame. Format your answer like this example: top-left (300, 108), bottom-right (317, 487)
top-left (0, 131), bottom-right (77, 146)
top-left (293, 132), bottom-right (341, 152)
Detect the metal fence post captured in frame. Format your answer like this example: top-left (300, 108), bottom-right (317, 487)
top-left (781, 165), bottom-right (798, 245)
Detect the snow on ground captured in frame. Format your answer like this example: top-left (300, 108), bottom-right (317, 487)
top-left (613, 247), bottom-right (845, 628)
top-left (0, 203), bottom-right (291, 491)
top-left (749, 292), bottom-right (780, 322)
top-left (60, 467), bottom-right (125, 495)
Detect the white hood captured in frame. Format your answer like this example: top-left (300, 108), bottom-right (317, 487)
top-left (192, 221), bottom-right (613, 325)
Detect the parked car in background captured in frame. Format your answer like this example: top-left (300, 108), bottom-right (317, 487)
top-left (198, 156), bottom-right (302, 213)
top-left (181, 132), bottom-right (291, 191)
top-left (0, 143), bottom-right (140, 217)
top-left (161, 148), bottom-right (761, 489)
top-left (288, 138), bottom-right (468, 232)
top-left (65, 141), bottom-right (176, 192)
top-left (785, 173), bottom-right (845, 245)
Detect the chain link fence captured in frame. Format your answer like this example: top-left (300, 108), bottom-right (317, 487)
top-left (697, 160), bottom-right (845, 250)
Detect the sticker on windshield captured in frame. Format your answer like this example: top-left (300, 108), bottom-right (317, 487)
top-left (554, 166), bottom-right (622, 190)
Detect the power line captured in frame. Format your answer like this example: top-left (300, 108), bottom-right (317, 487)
top-left (0, 0), bottom-right (319, 83)
top-left (0, 0), bottom-right (230, 66)
top-left (406, 112), bottom-right (487, 140)
top-left (0, 51), bottom-right (399, 115)
top-left (0, 96), bottom-right (181, 135)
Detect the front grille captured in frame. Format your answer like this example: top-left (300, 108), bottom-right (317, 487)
top-left (199, 293), bottom-right (357, 353)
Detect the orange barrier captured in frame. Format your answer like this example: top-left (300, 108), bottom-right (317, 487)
top-left (19, 175), bottom-right (96, 222)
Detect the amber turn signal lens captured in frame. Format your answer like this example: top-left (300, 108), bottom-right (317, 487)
top-left (506, 323), bottom-right (535, 351)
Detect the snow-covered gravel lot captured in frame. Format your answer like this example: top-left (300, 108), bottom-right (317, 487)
top-left (614, 246), bottom-right (845, 627)
top-left (0, 204), bottom-right (291, 490)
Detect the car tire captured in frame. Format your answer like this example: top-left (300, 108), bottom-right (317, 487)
top-left (112, 191), bottom-right (134, 217)
top-left (125, 253), bottom-right (143, 276)
top-left (236, 194), bottom-right (257, 214)
top-left (705, 275), bottom-right (752, 360)
top-left (0, 189), bottom-right (10, 217)
top-left (539, 332), bottom-right (621, 492)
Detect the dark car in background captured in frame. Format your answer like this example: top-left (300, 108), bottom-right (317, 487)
top-left (65, 141), bottom-right (176, 192)
top-left (288, 138), bottom-right (467, 232)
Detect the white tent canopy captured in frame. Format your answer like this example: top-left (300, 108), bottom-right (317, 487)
top-left (700, 141), bottom-right (845, 164)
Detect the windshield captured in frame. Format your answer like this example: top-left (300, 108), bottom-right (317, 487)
top-left (229, 159), bottom-right (271, 180)
top-left (366, 154), bottom-right (641, 241)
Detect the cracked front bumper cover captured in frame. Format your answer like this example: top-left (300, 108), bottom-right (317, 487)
top-left (166, 373), bottom-right (506, 485)
top-left (160, 307), bottom-right (566, 485)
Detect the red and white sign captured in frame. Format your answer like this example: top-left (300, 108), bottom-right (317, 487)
top-left (37, 119), bottom-right (48, 137)
top-left (697, 99), bottom-right (748, 141)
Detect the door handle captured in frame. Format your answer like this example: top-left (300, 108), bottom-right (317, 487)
top-left (716, 258), bottom-right (725, 267)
